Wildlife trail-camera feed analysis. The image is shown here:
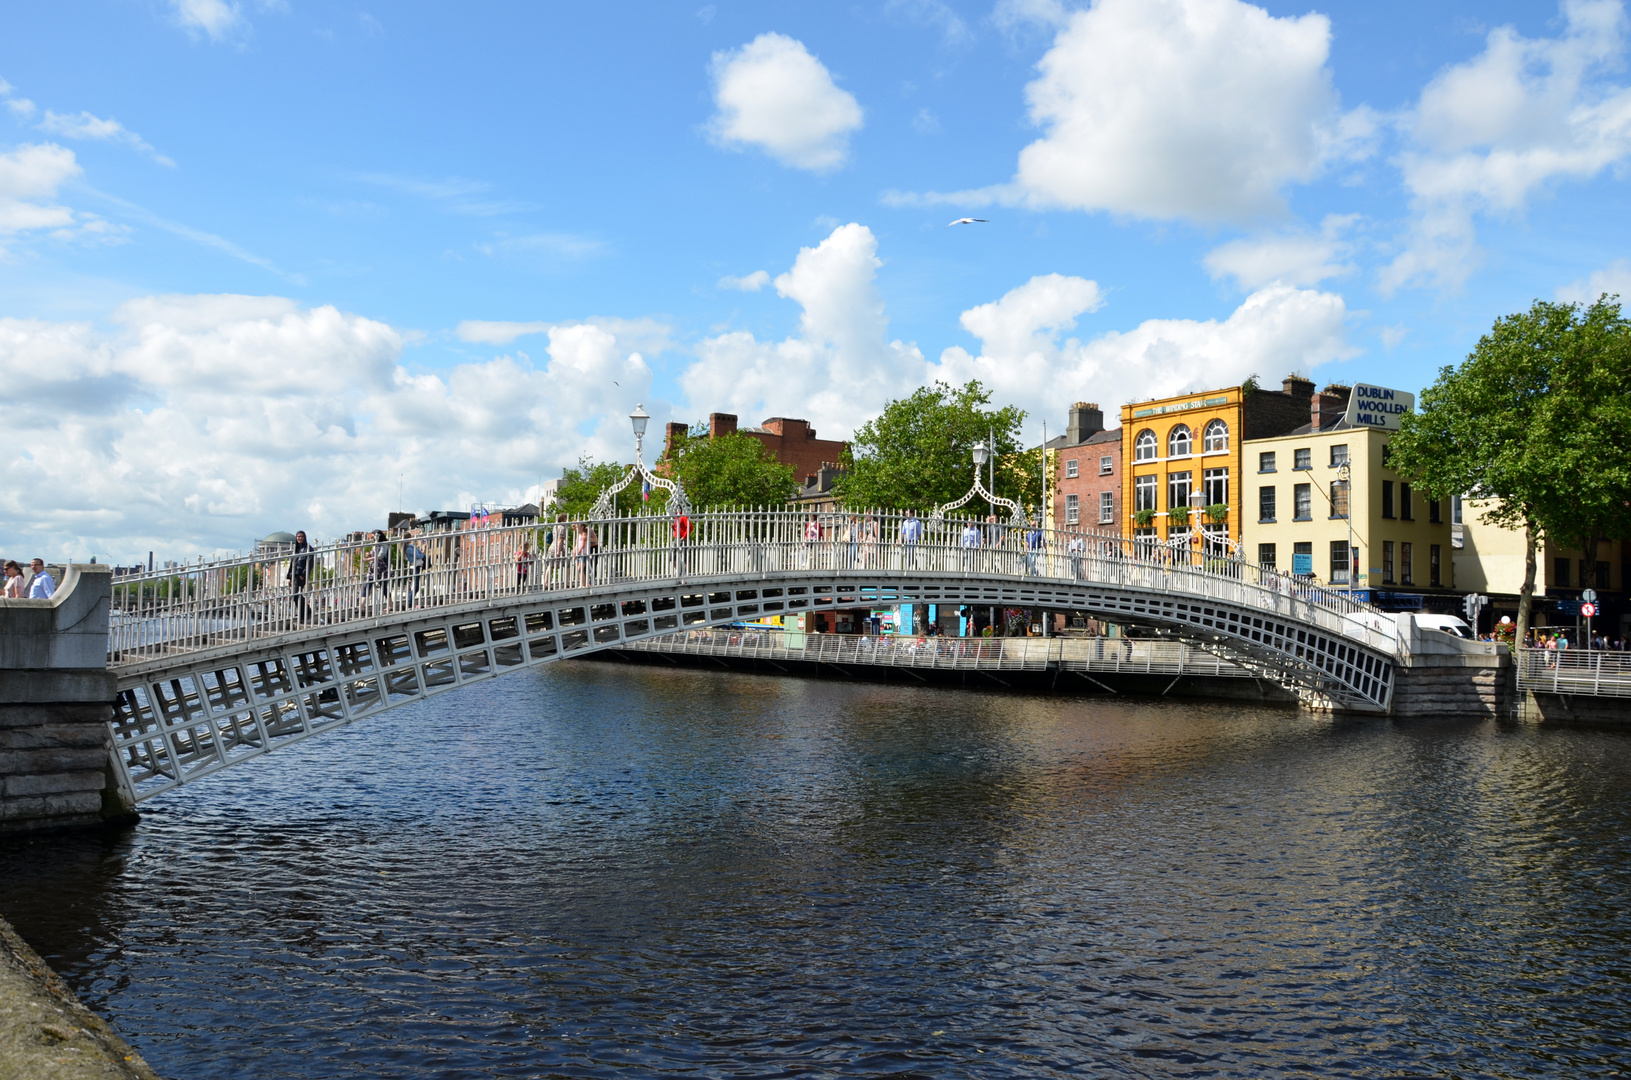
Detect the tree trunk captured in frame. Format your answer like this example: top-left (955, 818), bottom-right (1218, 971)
top-left (1516, 518), bottom-right (1538, 648)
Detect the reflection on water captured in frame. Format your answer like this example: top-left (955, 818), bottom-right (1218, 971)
top-left (3, 664), bottom-right (1630, 1078)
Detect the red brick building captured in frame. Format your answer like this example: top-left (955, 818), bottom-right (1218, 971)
top-left (1048, 403), bottom-right (1122, 533)
top-left (664, 413), bottom-right (847, 487)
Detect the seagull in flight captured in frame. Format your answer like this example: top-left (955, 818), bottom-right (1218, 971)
top-left (947, 217), bottom-right (989, 226)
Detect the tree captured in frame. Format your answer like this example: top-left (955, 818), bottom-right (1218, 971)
top-left (1388, 297), bottom-right (1631, 645)
top-left (835, 381), bottom-right (1039, 515)
top-left (662, 431), bottom-right (798, 509)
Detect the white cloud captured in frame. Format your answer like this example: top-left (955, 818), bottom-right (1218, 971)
top-left (38, 109), bottom-right (175, 166)
top-left (707, 33), bottom-right (864, 172)
top-left (0, 143), bottom-right (101, 248)
top-left (1384, 0), bottom-right (1631, 292)
top-left (682, 223), bottom-right (923, 435)
top-left (900, 0), bottom-right (1371, 223)
top-left (717, 270), bottom-right (771, 292)
top-left (1204, 214), bottom-right (1359, 289)
top-left (456, 320), bottom-right (552, 344)
top-left (1557, 257), bottom-right (1631, 303)
top-left (171, 0), bottom-right (244, 41)
top-left (931, 278), bottom-right (1355, 424)
top-left (5, 98), bottom-right (35, 119)
top-left (992, 0), bottom-right (1070, 32)
top-left (0, 296), bottom-right (663, 557)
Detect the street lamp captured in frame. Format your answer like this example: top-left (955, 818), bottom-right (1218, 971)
top-left (1188, 486), bottom-right (1207, 568)
top-left (1338, 460), bottom-right (1354, 594)
top-left (971, 441), bottom-right (989, 467)
top-left (590, 403), bottom-right (690, 518)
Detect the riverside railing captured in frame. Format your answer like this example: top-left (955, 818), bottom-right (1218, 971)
top-left (108, 509), bottom-right (1397, 665)
top-left (624, 627), bottom-right (1256, 678)
top-left (1516, 647), bottom-right (1631, 698)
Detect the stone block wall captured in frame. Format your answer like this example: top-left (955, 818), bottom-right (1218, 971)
top-left (1391, 653), bottom-right (1514, 718)
top-left (0, 567), bottom-right (132, 833)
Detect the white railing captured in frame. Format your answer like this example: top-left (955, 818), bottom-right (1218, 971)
top-left (626, 627), bottom-right (1256, 677)
top-left (1516, 647), bottom-right (1631, 699)
top-left (109, 509), bottom-right (1397, 665)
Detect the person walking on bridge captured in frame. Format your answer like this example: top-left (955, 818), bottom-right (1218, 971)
top-left (288, 532), bottom-right (313, 622)
top-left (900, 509), bottom-right (922, 570)
top-left (516, 544), bottom-right (535, 591)
top-left (672, 512), bottom-right (691, 578)
top-left (960, 520), bottom-right (981, 573)
top-left (3, 560), bottom-right (25, 598)
top-left (27, 558), bottom-right (55, 599)
top-left (1024, 518), bottom-right (1044, 577)
top-left (573, 523), bottom-right (592, 588)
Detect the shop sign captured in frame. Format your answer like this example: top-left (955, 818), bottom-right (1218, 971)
top-left (1344, 383), bottom-right (1415, 430)
top-left (1132, 395), bottom-right (1229, 418)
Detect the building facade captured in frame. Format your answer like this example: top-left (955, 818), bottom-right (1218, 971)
top-left (1049, 403), bottom-right (1121, 533)
top-left (1239, 395), bottom-right (1457, 610)
top-left (1119, 376), bottom-right (1316, 549)
top-left (1454, 503), bottom-right (1629, 639)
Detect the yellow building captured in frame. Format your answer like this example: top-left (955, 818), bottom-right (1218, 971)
top-left (1240, 419), bottom-right (1456, 604)
top-left (1120, 376), bottom-right (1319, 547)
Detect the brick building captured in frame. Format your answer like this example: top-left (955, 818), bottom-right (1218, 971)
top-left (664, 413), bottom-right (848, 487)
top-left (1048, 403), bottom-right (1122, 532)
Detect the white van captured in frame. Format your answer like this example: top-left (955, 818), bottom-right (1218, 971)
top-left (1414, 614), bottom-right (1474, 639)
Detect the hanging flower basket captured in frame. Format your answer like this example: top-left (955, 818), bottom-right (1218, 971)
top-left (1132, 509), bottom-right (1157, 528)
top-left (1206, 503), bottom-right (1229, 523)
top-left (1169, 506), bottom-right (1191, 527)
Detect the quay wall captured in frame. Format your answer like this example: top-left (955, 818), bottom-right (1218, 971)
top-left (0, 566), bottom-right (133, 834)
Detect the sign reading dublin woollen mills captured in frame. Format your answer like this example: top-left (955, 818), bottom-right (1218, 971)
top-left (1343, 383), bottom-right (1415, 430)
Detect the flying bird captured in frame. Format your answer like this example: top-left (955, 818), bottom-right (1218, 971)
top-left (947, 218), bottom-right (988, 226)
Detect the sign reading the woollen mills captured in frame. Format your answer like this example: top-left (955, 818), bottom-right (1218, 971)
top-left (1343, 383), bottom-right (1415, 431)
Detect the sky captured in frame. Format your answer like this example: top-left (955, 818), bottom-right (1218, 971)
top-left (3, 0), bottom-right (1630, 560)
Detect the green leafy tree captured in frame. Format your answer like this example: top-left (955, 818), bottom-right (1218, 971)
top-left (835, 380), bottom-right (1040, 515)
top-left (663, 431), bottom-right (799, 509)
top-left (1389, 297), bottom-right (1631, 645)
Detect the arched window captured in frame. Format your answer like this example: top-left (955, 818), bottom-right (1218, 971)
top-left (1203, 418), bottom-right (1229, 453)
top-left (1168, 424), bottom-right (1192, 458)
top-left (1134, 429), bottom-right (1157, 462)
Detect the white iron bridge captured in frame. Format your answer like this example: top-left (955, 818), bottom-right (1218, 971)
top-left (107, 510), bottom-right (1400, 804)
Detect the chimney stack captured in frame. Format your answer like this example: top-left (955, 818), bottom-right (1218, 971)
top-left (708, 412), bottom-right (738, 439)
top-left (1310, 384), bottom-right (1352, 432)
top-left (1282, 374), bottom-right (1315, 399)
top-left (1066, 402), bottom-right (1104, 444)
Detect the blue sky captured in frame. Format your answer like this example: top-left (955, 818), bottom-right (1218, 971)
top-left (3, 0), bottom-right (1629, 558)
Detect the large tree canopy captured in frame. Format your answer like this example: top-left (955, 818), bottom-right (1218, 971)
top-left (835, 381), bottom-right (1040, 514)
top-left (1388, 297), bottom-right (1631, 642)
top-left (549, 458), bottom-right (644, 518)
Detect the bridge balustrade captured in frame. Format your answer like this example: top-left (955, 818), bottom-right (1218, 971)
top-left (109, 510), bottom-right (1396, 665)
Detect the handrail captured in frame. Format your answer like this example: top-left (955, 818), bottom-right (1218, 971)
top-left (107, 509), bottom-right (1397, 666)
top-left (1515, 646), bottom-right (1631, 699)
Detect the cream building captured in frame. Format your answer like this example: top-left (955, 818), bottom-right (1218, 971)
top-left (1454, 499), bottom-right (1629, 638)
top-left (1240, 421), bottom-right (1456, 606)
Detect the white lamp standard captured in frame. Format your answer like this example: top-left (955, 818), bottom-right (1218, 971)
top-left (971, 441), bottom-right (990, 517)
top-left (590, 403), bottom-right (690, 517)
top-left (1337, 460), bottom-right (1354, 593)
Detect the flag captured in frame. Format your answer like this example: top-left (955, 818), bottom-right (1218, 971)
top-left (642, 479), bottom-right (652, 503)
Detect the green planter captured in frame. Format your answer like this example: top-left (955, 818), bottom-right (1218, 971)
top-left (1205, 503), bottom-right (1229, 523)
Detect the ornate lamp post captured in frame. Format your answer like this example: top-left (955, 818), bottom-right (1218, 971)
top-left (933, 441), bottom-right (1025, 525)
top-left (1337, 460), bottom-right (1354, 594)
top-left (591, 404), bottom-right (692, 518)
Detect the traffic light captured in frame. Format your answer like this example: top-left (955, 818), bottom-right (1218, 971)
top-left (1462, 593), bottom-right (1486, 625)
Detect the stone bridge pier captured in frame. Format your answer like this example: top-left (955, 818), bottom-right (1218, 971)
top-left (0, 565), bottom-right (135, 834)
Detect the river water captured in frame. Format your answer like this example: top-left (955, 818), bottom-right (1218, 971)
top-left (3, 664), bottom-right (1629, 1078)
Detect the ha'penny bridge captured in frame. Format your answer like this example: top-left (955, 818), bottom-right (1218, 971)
top-left (97, 506), bottom-right (1400, 805)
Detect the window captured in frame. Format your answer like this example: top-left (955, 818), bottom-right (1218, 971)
top-left (1451, 495), bottom-right (1463, 525)
top-left (1331, 540), bottom-right (1350, 585)
top-left (1203, 467), bottom-right (1229, 506)
top-left (1429, 499), bottom-right (1441, 524)
top-left (1401, 483), bottom-right (1414, 521)
top-left (1430, 544), bottom-right (1442, 587)
top-left (1168, 471), bottom-right (1192, 512)
top-left (1203, 419), bottom-right (1229, 452)
top-left (1595, 561), bottom-right (1611, 590)
top-left (1293, 447), bottom-right (1312, 470)
top-left (1099, 455), bottom-right (1113, 476)
top-left (1065, 493), bottom-right (1079, 524)
top-left (1134, 429), bottom-right (1157, 462)
top-left (1293, 541), bottom-right (1313, 575)
top-left (1554, 556), bottom-right (1570, 587)
top-left (1401, 542), bottom-right (1413, 585)
top-left (1259, 451), bottom-right (1276, 473)
top-left (1259, 486), bottom-right (1276, 522)
top-left (1381, 480), bottom-right (1395, 518)
top-left (1065, 458), bottom-right (1079, 478)
top-left (1258, 543), bottom-right (1277, 571)
top-left (1330, 444), bottom-right (1349, 467)
top-left (1330, 480), bottom-right (1350, 519)
top-left (1383, 541), bottom-right (1395, 584)
top-left (1099, 491), bottom-right (1115, 524)
top-left (1293, 483), bottom-right (1311, 521)
top-left (1134, 474), bottom-right (1158, 512)
top-left (1168, 424), bottom-right (1192, 457)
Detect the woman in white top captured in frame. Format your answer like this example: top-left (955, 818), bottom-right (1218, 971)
top-left (2, 561), bottom-right (24, 598)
